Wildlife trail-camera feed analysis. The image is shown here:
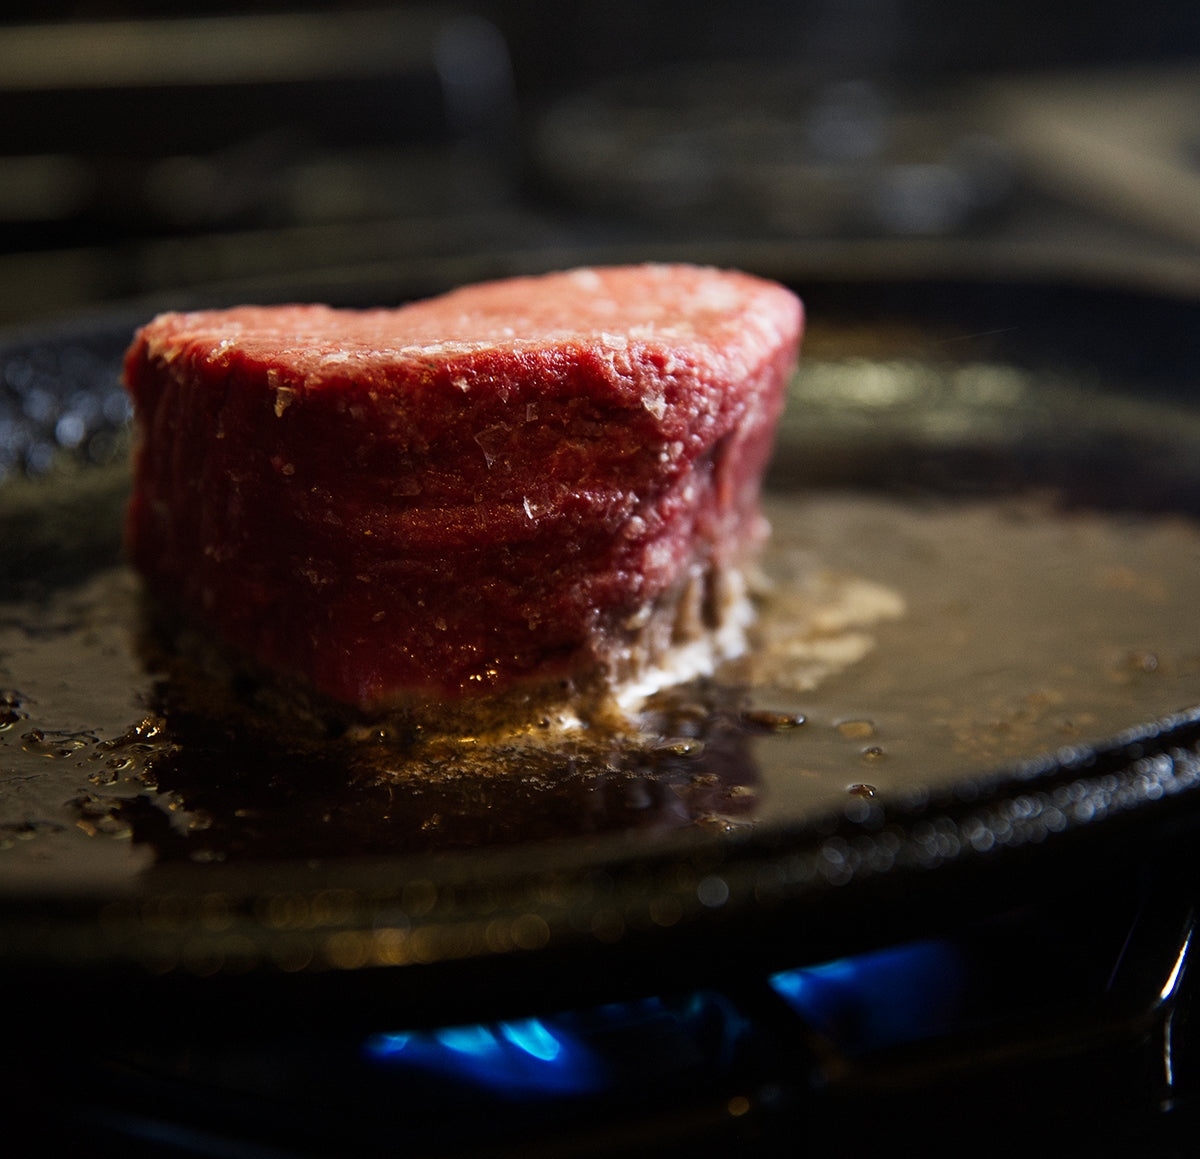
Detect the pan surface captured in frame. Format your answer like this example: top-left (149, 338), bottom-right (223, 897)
top-left (3, 267), bottom-right (1200, 1026)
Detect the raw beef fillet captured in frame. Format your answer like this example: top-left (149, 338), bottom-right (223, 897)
top-left (123, 264), bottom-right (803, 722)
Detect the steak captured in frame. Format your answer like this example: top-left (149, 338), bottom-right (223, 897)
top-left (124, 264), bottom-right (803, 726)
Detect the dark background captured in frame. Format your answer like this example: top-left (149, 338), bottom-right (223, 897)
top-left (3, 1), bottom-right (1200, 324)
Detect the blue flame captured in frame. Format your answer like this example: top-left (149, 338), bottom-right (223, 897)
top-left (365, 947), bottom-right (961, 1099)
top-left (498, 1017), bottom-right (561, 1061)
top-left (769, 937), bottom-right (965, 1054)
top-left (364, 1015), bottom-right (599, 1098)
top-left (363, 992), bottom-right (751, 1101)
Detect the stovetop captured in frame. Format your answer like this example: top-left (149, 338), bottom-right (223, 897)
top-left (5, 9), bottom-right (1200, 1156)
top-left (4, 271), bottom-right (1200, 1158)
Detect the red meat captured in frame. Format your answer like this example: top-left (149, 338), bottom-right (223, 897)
top-left (124, 265), bottom-right (802, 715)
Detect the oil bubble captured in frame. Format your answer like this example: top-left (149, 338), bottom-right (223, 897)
top-left (837, 719), bottom-right (876, 739)
top-left (741, 709), bottom-right (806, 732)
top-left (651, 738), bottom-right (706, 758)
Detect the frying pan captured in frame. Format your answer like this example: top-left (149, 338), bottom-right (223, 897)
top-left (3, 255), bottom-right (1200, 1038)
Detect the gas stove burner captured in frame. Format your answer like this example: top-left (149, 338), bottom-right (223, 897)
top-left (19, 854), bottom-right (1198, 1157)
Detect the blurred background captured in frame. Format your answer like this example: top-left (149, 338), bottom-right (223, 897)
top-left (2, 0), bottom-right (1200, 325)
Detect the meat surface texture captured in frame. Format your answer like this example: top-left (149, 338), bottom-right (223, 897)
top-left (124, 264), bottom-right (803, 720)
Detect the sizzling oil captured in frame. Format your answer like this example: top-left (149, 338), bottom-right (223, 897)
top-left (2, 466), bottom-right (1199, 886)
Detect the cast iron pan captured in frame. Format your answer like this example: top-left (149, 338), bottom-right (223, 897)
top-left (3, 258), bottom-right (1200, 1036)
